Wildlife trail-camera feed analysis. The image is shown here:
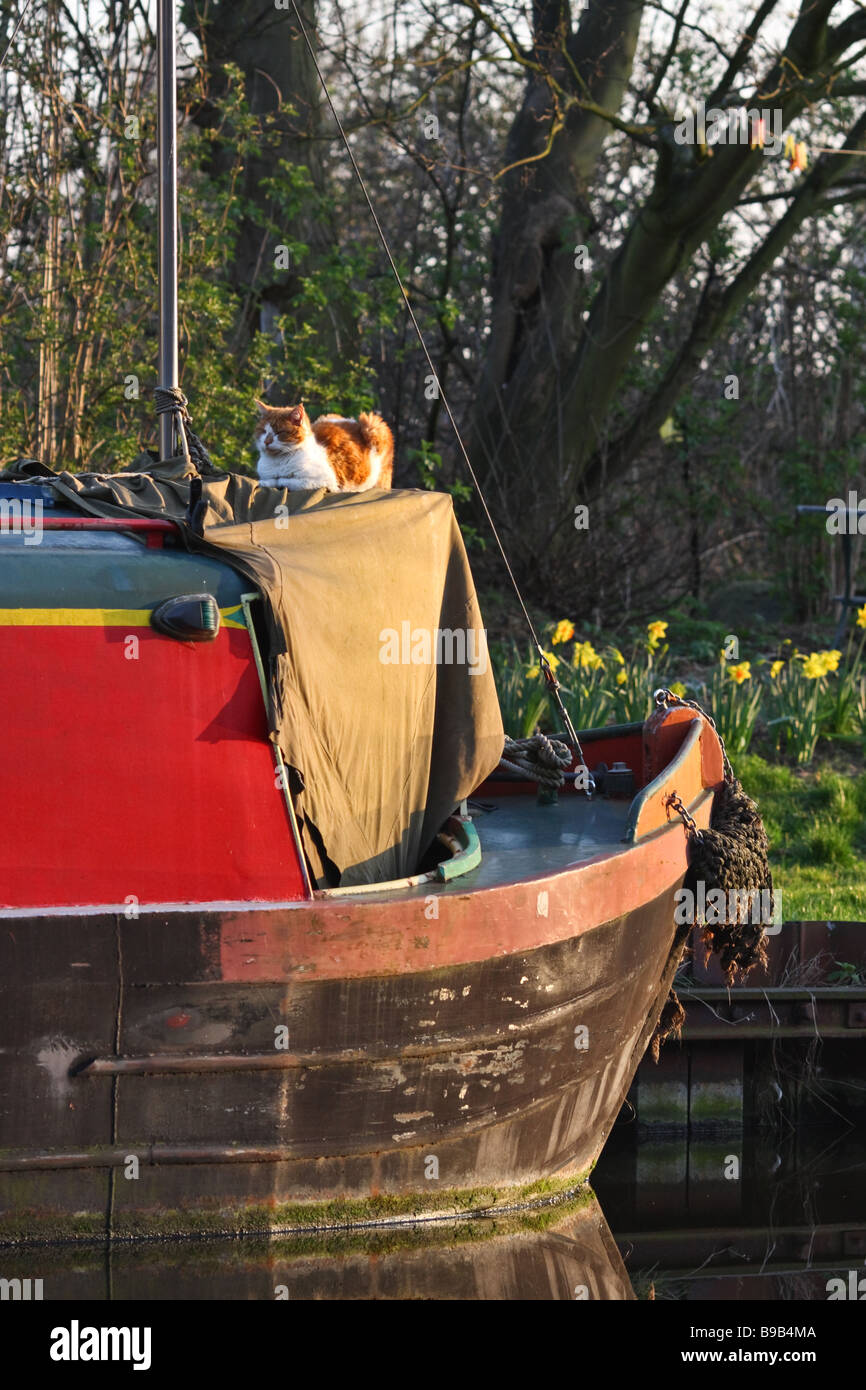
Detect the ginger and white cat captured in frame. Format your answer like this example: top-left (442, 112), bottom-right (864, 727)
top-left (254, 400), bottom-right (394, 492)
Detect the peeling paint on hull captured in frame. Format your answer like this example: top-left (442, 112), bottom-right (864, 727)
top-left (0, 885), bottom-right (689, 1243)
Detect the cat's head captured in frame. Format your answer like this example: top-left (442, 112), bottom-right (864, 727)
top-left (253, 400), bottom-right (309, 454)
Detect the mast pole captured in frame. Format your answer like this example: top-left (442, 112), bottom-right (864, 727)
top-left (157, 0), bottom-right (179, 461)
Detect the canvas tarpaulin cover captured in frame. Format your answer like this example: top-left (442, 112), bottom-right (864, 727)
top-left (4, 457), bottom-right (504, 886)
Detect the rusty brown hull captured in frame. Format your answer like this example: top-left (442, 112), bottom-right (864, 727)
top-left (0, 888), bottom-right (688, 1242)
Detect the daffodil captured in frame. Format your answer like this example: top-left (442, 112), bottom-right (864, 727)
top-left (669, 681), bottom-right (687, 698)
top-left (769, 660), bottom-right (784, 679)
top-left (857, 604), bottom-right (866, 630)
top-left (728, 662), bottom-right (751, 684)
top-left (801, 653), bottom-right (825, 679)
top-left (551, 619), bottom-right (575, 646)
top-left (647, 620), bottom-right (668, 650)
top-left (573, 641), bottom-right (604, 672)
top-left (615, 669), bottom-right (627, 686)
top-left (821, 649), bottom-right (841, 674)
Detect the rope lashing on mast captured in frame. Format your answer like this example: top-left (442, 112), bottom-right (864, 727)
top-left (499, 733), bottom-right (573, 788)
top-left (153, 386), bottom-right (214, 474)
top-left (288, 0), bottom-right (593, 794)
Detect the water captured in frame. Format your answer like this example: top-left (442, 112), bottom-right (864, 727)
top-left (593, 1122), bottom-right (866, 1301)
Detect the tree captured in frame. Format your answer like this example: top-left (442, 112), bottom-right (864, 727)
top-left (462, 0), bottom-right (866, 599)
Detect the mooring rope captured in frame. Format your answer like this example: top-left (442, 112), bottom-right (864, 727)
top-left (499, 733), bottom-right (573, 788)
top-left (287, 0), bottom-right (592, 791)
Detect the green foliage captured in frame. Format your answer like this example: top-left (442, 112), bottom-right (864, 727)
top-left (491, 619), bottom-right (672, 735)
top-left (0, 62), bottom-right (396, 473)
top-left (698, 653), bottom-right (763, 756)
top-left (491, 640), bottom-right (550, 738)
top-left (735, 754), bottom-right (866, 919)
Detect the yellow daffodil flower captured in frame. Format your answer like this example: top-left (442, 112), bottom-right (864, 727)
top-left (821, 650), bottom-right (841, 674)
top-left (769, 660), bottom-right (784, 679)
top-left (728, 662), bottom-right (751, 684)
top-left (669, 681), bottom-right (687, 698)
top-left (801, 653), bottom-right (825, 679)
top-left (615, 669), bottom-right (627, 686)
top-left (551, 620), bottom-right (575, 646)
top-left (857, 604), bottom-right (866, 629)
top-left (573, 641), bottom-right (604, 671)
top-left (647, 620), bottom-right (668, 650)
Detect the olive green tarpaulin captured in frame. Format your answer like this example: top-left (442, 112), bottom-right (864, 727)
top-left (4, 457), bottom-right (504, 886)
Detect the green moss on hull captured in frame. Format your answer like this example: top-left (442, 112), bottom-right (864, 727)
top-left (0, 1185), bottom-right (597, 1266)
top-left (0, 1169), bottom-right (594, 1248)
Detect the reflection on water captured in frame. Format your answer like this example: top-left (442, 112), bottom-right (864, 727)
top-left (3, 1128), bottom-right (864, 1299)
top-left (0, 1191), bottom-right (632, 1301)
top-left (593, 1124), bottom-right (866, 1301)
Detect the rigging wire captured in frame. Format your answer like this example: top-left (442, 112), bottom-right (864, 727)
top-left (288, 0), bottom-right (591, 786)
top-left (0, 0), bottom-right (37, 73)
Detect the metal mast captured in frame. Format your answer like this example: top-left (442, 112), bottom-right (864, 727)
top-left (157, 0), bottom-right (179, 460)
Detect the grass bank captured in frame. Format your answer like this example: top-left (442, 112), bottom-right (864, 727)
top-left (734, 750), bottom-right (866, 919)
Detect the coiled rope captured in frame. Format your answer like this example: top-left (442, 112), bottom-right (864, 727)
top-left (499, 734), bottom-right (573, 788)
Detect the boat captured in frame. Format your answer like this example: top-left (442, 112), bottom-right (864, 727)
top-left (0, 1), bottom-right (729, 1245)
top-left (0, 486), bottom-right (724, 1241)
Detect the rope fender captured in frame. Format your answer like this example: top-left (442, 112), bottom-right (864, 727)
top-left (650, 689), bottom-right (773, 1060)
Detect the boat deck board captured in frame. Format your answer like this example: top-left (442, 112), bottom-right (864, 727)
top-left (349, 792), bottom-right (633, 902)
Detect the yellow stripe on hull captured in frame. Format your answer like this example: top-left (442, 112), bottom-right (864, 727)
top-left (0, 607), bottom-right (246, 628)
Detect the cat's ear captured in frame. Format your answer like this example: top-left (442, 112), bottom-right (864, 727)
top-left (254, 398), bottom-right (269, 414)
top-left (289, 404), bottom-right (304, 425)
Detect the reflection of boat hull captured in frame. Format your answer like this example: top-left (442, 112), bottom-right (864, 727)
top-left (596, 1127), bottom-right (866, 1301)
top-left (0, 713), bottom-right (722, 1241)
top-left (0, 1191), bottom-right (634, 1300)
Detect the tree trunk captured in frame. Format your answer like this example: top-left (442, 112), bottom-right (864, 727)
top-left (468, 0), bottom-right (866, 593)
top-left (182, 0), bottom-right (343, 367)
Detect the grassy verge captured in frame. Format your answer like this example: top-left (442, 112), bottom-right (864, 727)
top-left (735, 750), bottom-right (866, 919)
